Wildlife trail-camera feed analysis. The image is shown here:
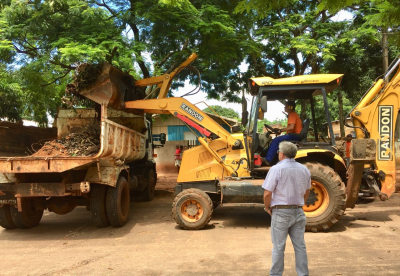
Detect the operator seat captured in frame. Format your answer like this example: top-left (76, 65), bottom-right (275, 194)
top-left (288, 118), bottom-right (310, 144)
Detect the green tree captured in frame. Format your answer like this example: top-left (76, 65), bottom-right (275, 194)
top-left (233, 0), bottom-right (374, 124)
top-left (0, 0), bottom-right (131, 125)
top-left (203, 105), bottom-right (239, 119)
top-left (0, 65), bottom-right (23, 122)
top-left (257, 118), bottom-right (287, 133)
top-left (234, 0), bottom-right (391, 136)
top-left (0, 0), bottom-right (248, 124)
top-left (322, 4), bottom-right (399, 136)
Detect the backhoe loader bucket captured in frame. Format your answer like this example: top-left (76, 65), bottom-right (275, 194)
top-left (77, 63), bottom-right (145, 109)
top-left (346, 138), bottom-right (376, 208)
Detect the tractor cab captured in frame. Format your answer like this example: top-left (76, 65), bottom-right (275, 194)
top-left (243, 74), bottom-right (344, 172)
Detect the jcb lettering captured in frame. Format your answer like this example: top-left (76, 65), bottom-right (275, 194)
top-left (378, 106), bottom-right (393, 161)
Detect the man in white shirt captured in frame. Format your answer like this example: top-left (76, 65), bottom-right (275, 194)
top-left (262, 141), bottom-right (311, 276)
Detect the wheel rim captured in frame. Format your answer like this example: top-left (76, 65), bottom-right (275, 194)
top-left (303, 180), bottom-right (330, 217)
top-left (180, 199), bottom-right (204, 222)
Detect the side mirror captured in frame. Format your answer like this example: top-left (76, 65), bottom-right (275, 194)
top-left (260, 96), bottom-right (267, 113)
top-left (241, 93), bottom-right (248, 127)
top-left (231, 125), bottom-right (241, 133)
top-left (160, 133), bottom-right (166, 145)
top-left (241, 111), bottom-right (249, 127)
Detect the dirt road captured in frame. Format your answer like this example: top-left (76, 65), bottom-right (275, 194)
top-left (1, 173), bottom-right (400, 275)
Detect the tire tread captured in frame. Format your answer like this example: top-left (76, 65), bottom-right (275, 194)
top-left (90, 184), bottom-right (110, 228)
top-left (0, 205), bottom-right (16, 229)
top-left (172, 188), bottom-right (213, 230)
top-left (304, 162), bottom-right (346, 232)
top-left (106, 177), bottom-right (130, 227)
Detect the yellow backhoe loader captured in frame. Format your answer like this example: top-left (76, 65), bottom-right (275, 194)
top-left (78, 53), bottom-right (400, 232)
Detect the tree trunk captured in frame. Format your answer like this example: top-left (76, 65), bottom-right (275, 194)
top-left (338, 90), bottom-right (345, 138)
top-left (383, 28), bottom-right (389, 74)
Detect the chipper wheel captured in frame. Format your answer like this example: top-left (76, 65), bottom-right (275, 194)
top-left (303, 162), bottom-right (347, 232)
top-left (90, 184), bottom-right (110, 228)
top-left (172, 188), bottom-right (213, 230)
top-left (106, 176), bottom-right (130, 227)
top-left (9, 198), bottom-right (43, 229)
top-left (0, 205), bottom-right (17, 229)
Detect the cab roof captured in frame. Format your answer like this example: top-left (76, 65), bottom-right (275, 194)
top-left (249, 74), bottom-right (344, 99)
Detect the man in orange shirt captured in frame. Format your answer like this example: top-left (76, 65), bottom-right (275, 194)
top-left (263, 101), bottom-right (303, 165)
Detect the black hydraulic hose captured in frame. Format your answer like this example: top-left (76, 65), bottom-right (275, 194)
top-left (345, 54), bottom-right (400, 138)
top-left (179, 66), bottom-right (202, 97)
top-left (234, 158), bottom-right (248, 172)
top-left (344, 75), bottom-right (384, 138)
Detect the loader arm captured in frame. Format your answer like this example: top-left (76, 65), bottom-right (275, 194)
top-left (134, 53), bottom-right (198, 99)
top-left (124, 97), bottom-right (241, 148)
top-left (125, 97), bottom-right (243, 177)
top-left (350, 58), bottom-right (400, 199)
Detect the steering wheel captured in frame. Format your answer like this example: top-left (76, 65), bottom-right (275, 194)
top-left (264, 124), bottom-right (281, 135)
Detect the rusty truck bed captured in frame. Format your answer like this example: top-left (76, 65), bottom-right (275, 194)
top-left (0, 106), bottom-right (146, 174)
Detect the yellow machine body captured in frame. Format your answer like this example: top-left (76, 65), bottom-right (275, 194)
top-left (177, 134), bottom-right (248, 183)
top-left (351, 69), bottom-right (400, 199)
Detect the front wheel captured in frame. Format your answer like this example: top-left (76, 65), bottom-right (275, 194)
top-left (303, 162), bottom-right (346, 232)
top-left (172, 188), bottom-right (213, 230)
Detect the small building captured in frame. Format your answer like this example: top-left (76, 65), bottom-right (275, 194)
top-left (152, 113), bottom-right (238, 173)
top-left (325, 118), bottom-right (356, 138)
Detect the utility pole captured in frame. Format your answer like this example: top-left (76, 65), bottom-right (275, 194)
top-left (383, 28), bottom-right (389, 74)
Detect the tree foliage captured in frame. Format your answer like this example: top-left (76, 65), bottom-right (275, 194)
top-left (203, 105), bottom-right (239, 119)
top-left (0, 0), bottom-right (248, 124)
top-left (318, 0), bottom-right (400, 44)
top-left (235, 0), bottom-right (398, 136)
top-left (0, 65), bottom-right (23, 122)
top-left (1, 0), bottom-right (400, 129)
top-left (257, 118), bottom-right (287, 133)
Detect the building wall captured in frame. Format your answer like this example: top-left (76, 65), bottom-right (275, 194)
top-left (0, 122), bottom-right (57, 157)
top-left (330, 119), bottom-right (356, 138)
top-left (154, 140), bottom-right (189, 173)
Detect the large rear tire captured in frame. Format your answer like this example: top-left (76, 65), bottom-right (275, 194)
top-left (90, 184), bottom-right (110, 228)
top-left (0, 205), bottom-right (16, 229)
top-left (10, 199), bottom-right (43, 229)
top-left (142, 169), bottom-right (156, 201)
top-left (303, 162), bottom-right (346, 232)
top-left (106, 176), bottom-right (130, 227)
top-left (172, 188), bottom-right (213, 230)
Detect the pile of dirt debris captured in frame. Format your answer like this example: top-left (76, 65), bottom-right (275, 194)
top-left (32, 121), bottom-right (101, 157)
top-left (65, 63), bottom-right (103, 100)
